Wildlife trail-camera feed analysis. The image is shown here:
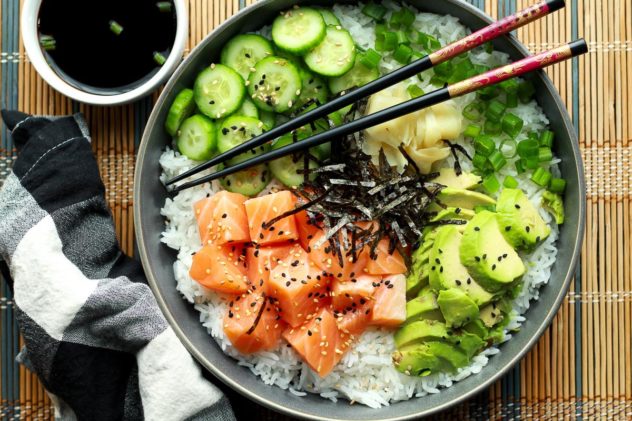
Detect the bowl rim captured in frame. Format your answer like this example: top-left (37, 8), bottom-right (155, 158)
top-left (134, 0), bottom-right (586, 419)
top-left (20, 0), bottom-right (189, 106)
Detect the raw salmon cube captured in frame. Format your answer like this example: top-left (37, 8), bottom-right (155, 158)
top-left (224, 292), bottom-right (286, 354)
top-left (370, 274), bottom-right (406, 327)
top-left (330, 274), bottom-right (380, 311)
top-left (194, 191), bottom-right (250, 245)
top-left (334, 300), bottom-right (374, 335)
top-left (283, 308), bottom-right (352, 377)
top-left (189, 244), bottom-right (249, 294)
top-left (244, 191), bottom-right (299, 245)
top-left (246, 244), bottom-right (293, 294)
top-left (365, 239), bottom-right (407, 275)
top-left (308, 230), bottom-right (368, 282)
top-left (294, 210), bottom-right (321, 250)
top-left (268, 245), bottom-right (329, 327)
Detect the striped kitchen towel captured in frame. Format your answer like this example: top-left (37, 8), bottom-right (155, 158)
top-left (0, 110), bottom-right (236, 421)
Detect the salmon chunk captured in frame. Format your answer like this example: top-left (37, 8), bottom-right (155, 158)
top-left (365, 239), bottom-right (407, 275)
top-left (246, 244), bottom-right (293, 294)
top-left (370, 274), bottom-right (406, 327)
top-left (194, 191), bottom-right (251, 245)
top-left (244, 191), bottom-right (299, 245)
top-left (189, 244), bottom-right (249, 294)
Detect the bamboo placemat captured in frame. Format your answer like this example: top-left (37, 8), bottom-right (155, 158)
top-left (0, 0), bottom-right (630, 419)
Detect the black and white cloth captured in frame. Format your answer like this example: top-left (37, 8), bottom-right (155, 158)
top-left (0, 111), bottom-right (236, 421)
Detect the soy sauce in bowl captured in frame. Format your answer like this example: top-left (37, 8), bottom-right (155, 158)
top-left (38, 0), bottom-right (177, 94)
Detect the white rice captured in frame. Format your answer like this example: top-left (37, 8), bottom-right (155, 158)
top-left (158, 2), bottom-right (560, 408)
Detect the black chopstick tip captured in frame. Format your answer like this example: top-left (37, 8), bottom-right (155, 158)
top-left (546, 0), bottom-right (565, 12)
top-left (569, 39), bottom-right (588, 56)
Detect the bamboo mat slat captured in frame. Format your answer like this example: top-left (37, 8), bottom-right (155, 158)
top-left (0, 1), bottom-right (631, 419)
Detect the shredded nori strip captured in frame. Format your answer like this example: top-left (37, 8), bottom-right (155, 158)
top-left (443, 139), bottom-right (472, 176)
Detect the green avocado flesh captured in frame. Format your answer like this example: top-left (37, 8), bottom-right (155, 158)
top-left (394, 173), bottom-right (541, 377)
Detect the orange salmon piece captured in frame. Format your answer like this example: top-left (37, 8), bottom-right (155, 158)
top-left (194, 191), bottom-right (251, 246)
top-left (334, 300), bottom-right (374, 335)
top-left (308, 230), bottom-right (368, 282)
top-left (330, 274), bottom-right (380, 311)
top-left (223, 292), bottom-right (286, 354)
top-left (295, 210), bottom-right (321, 250)
top-left (283, 308), bottom-right (352, 377)
top-left (189, 244), bottom-right (249, 294)
top-left (365, 239), bottom-right (407, 275)
top-left (244, 191), bottom-right (299, 245)
top-left (370, 274), bottom-right (406, 327)
top-left (268, 245), bottom-right (329, 327)
top-left (246, 244), bottom-right (293, 294)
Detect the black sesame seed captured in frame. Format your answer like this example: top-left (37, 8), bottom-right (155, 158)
top-left (222, 128), bottom-right (229, 135)
top-left (456, 280), bottom-right (461, 286)
top-left (474, 227), bottom-right (480, 231)
top-left (387, 284), bottom-right (394, 289)
top-left (505, 226), bottom-right (512, 231)
top-left (525, 226), bottom-right (531, 233)
top-left (492, 264), bottom-right (496, 270)
top-left (286, 281), bottom-right (291, 287)
top-left (475, 256), bottom-right (481, 262)
top-left (439, 266), bottom-right (443, 273)
top-left (515, 204), bottom-right (521, 209)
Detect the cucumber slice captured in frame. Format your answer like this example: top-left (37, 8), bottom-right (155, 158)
top-left (304, 26), bottom-right (356, 77)
top-left (234, 97), bottom-right (259, 118)
top-left (259, 110), bottom-right (276, 129)
top-left (269, 133), bottom-right (318, 188)
top-left (165, 88), bottom-right (195, 136)
top-left (194, 64), bottom-right (245, 119)
top-left (176, 114), bottom-right (217, 161)
top-left (217, 116), bottom-right (269, 164)
top-left (317, 8), bottom-right (340, 26)
top-left (292, 69), bottom-right (329, 111)
top-left (218, 163), bottom-right (271, 197)
top-left (248, 56), bottom-right (302, 113)
top-left (220, 34), bottom-right (275, 80)
top-left (328, 53), bottom-right (380, 94)
top-left (272, 7), bottom-right (326, 54)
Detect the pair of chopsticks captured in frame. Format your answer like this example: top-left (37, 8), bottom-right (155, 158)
top-left (167, 0), bottom-right (586, 193)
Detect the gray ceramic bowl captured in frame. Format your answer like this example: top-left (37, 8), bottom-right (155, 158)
top-left (134, 1), bottom-right (585, 419)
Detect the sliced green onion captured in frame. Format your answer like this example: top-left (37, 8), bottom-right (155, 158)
top-left (515, 159), bottom-right (526, 174)
top-left (484, 42), bottom-right (493, 54)
top-left (153, 51), bottom-right (167, 66)
top-left (499, 139), bottom-right (518, 158)
top-left (518, 80), bottom-right (535, 103)
top-left (501, 113), bottom-right (524, 138)
top-left (525, 158), bottom-right (540, 169)
top-left (472, 153), bottom-right (489, 172)
top-left (393, 44), bottom-right (413, 64)
top-left (540, 130), bottom-right (555, 148)
top-left (500, 78), bottom-right (520, 93)
top-left (484, 120), bottom-right (502, 135)
top-left (156, 1), bottom-right (172, 12)
top-left (39, 34), bottom-right (56, 51)
top-left (409, 50), bottom-right (424, 62)
top-left (375, 23), bottom-right (388, 35)
top-left (407, 84), bottom-right (424, 98)
top-left (538, 147), bottom-right (553, 162)
top-left (549, 177), bottom-right (567, 193)
top-left (485, 99), bottom-right (506, 122)
top-left (417, 32), bottom-right (441, 52)
top-left (474, 135), bottom-right (496, 157)
top-left (463, 124), bottom-right (482, 138)
top-left (359, 49), bottom-right (381, 69)
top-left (390, 7), bottom-right (415, 27)
top-left (362, 2), bottom-right (388, 20)
top-left (477, 85), bottom-right (499, 100)
top-left (482, 174), bottom-right (501, 194)
top-left (109, 20), bottom-right (124, 36)
top-left (517, 139), bottom-right (540, 159)
top-left (531, 167), bottom-right (552, 187)
top-left (503, 175), bottom-right (519, 189)
top-left (395, 30), bottom-right (410, 45)
top-left (429, 75), bottom-right (446, 87)
top-left (463, 101), bottom-right (483, 121)
top-left (474, 64), bottom-right (490, 74)
top-left (488, 150), bottom-right (507, 171)
top-left (376, 31), bottom-right (398, 51)
top-left (433, 61), bottom-right (453, 78)
top-left (505, 92), bottom-right (518, 108)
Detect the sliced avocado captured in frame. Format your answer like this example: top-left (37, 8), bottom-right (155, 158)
top-left (392, 345), bottom-right (446, 376)
top-left (460, 211), bottom-right (525, 292)
top-left (426, 341), bottom-right (469, 372)
top-left (437, 288), bottom-right (480, 328)
top-left (405, 288), bottom-right (443, 323)
top-left (479, 302), bottom-right (504, 328)
top-left (406, 244), bottom-right (431, 297)
top-left (452, 331), bottom-right (486, 358)
top-left (436, 187), bottom-right (496, 210)
top-left (463, 319), bottom-right (489, 339)
top-left (432, 168), bottom-right (481, 190)
top-left (542, 191), bottom-right (565, 224)
top-left (430, 207), bottom-right (475, 223)
top-left (394, 319), bottom-right (449, 348)
top-left (428, 226), bottom-right (495, 306)
top-left (496, 188), bottom-right (551, 251)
